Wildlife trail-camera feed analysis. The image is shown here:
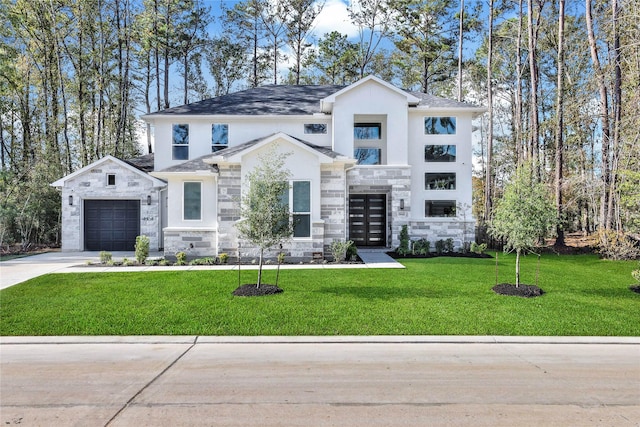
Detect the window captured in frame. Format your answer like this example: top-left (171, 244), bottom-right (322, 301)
top-left (107, 174), bottom-right (116, 186)
top-left (425, 145), bottom-right (456, 162)
top-left (304, 123), bottom-right (327, 134)
top-left (354, 148), bottom-right (381, 165)
top-left (281, 181), bottom-right (311, 238)
top-left (425, 173), bottom-right (456, 190)
top-left (354, 123), bottom-right (381, 139)
top-left (424, 117), bottom-right (456, 135)
top-left (212, 124), bottom-right (228, 152)
top-left (172, 124), bottom-right (189, 160)
top-left (425, 200), bottom-right (457, 217)
top-left (183, 182), bottom-right (201, 220)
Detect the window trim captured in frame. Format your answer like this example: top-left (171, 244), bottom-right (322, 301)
top-left (354, 122), bottom-right (382, 140)
top-left (425, 173), bottom-right (457, 190)
top-left (425, 200), bottom-right (457, 218)
top-left (289, 180), bottom-right (311, 239)
top-left (183, 181), bottom-right (202, 221)
top-left (424, 116), bottom-right (457, 135)
top-left (172, 124), bottom-right (189, 160)
top-left (425, 144), bottom-right (457, 162)
top-left (211, 123), bottom-right (229, 152)
top-left (304, 123), bottom-right (327, 134)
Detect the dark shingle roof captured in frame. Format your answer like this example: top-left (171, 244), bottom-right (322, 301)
top-left (157, 154), bottom-right (219, 174)
top-left (124, 153), bottom-right (155, 173)
top-left (409, 92), bottom-right (483, 109)
top-left (211, 133), bottom-right (346, 160)
top-left (146, 85), bottom-right (344, 116)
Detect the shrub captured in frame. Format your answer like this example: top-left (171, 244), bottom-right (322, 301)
top-left (471, 242), bottom-right (487, 255)
top-left (122, 257), bottom-right (134, 266)
top-left (190, 257), bottom-right (215, 266)
top-left (632, 261), bottom-right (640, 283)
top-left (330, 239), bottom-right (353, 262)
top-left (435, 239), bottom-right (445, 255)
top-left (158, 259), bottom-right (170, 266)
top-left (445, 238), bottom-right (454, 253)
top-left (277, 252), bottom-right (286, 264)
top-left (99, 251), bottom-right (112, 264)
top-left (175, 251), bottom-right (187, 266)
top-left (597, 229), bottom-right (640, 260)
top-left (346, 244), bottom-right (358, 261)
top-left (412, 238), bottom-right (430, 255)
top-left (397, 225), bottom-right (410, 256)
top-left (135, 235), bottom-right (150, 264)
top-left (218, 253), bottom-right (229, 264)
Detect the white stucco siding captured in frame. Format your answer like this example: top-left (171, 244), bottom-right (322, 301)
top-left (407, 110), bottom-right (474, 221)
top-left (165, 175), bottom-right (218, 228)
top-left (151, 116), bottom-right (332, 171)
top-left (240, 140), bottom-right (322, 223)
top-left (331, 80), bottom-right (409, 166)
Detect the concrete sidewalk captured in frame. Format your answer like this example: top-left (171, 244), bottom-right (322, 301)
top-left (0, 250), bottom-right (403, 290)
top-left (1, 336), bottom-right (639, 426)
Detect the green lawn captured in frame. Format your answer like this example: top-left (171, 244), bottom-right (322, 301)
top-left (1, 253), bottom-right (638, 336)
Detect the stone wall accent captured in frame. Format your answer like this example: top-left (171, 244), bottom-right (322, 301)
top-left (346, 166), bottom-right (412, 248)
top-left (216, 164), bottom-right (242, 256)
top-left (60, 159), bottom-right (163, 251)
top-left (320, 165), bottom-right (346, 251)
top-left (163, 228), bottom-right (216, 258)
top-left (406, 219), bottom-right (476, 251)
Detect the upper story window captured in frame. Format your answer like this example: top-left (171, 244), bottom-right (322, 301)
top-left (183, 181), bottom-right (202, 220)
top-left (425, 173), bottom-right (456, 190)
top-left (172, 124), bottom-right (189, 160)
top-left (354, 123), bottom-right (381, 140)
top-left (425, 145), bottom-right (456, 162)
top-left (424, 117), bottom-right (456, 135)
top-left (106, 174), bottom-right (116, 186)
top-left (212, 124), bottom-right (228, 152)
top-left (354, 148), bottom-right (381, 165)
top-left (304, 124), bottom-right (327, 134)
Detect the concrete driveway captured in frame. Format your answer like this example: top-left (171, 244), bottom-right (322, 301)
top-left (0, 252), bottom-right (154, 290)
top-left (1, 336), bottom-right (639, 426)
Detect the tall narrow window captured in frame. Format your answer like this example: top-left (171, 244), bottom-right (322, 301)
top-left (172, 124), bottom-right (189, 160)
top-left (212, 124), bottom-right (228, 152)
top-left (183, 182), bottom-right (201, 220)
top-left (424, 117), bottom-right (456, 135)
top-left (292, 181), bottom-right (311, 238)
top-left (107, 174), bottom-right (116, 186)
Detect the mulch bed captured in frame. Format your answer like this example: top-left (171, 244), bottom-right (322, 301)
top-left (232, 283), bottom-right (283, 297)
top-left (387, 251), bottom-right (492, 259)
top-left (630, 285), bottom-right (640, 294)
top-left (492, 283), bottom-right (545, 298)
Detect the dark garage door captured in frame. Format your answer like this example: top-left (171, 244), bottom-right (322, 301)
top-left (84, 200), bottom-right (140, 251)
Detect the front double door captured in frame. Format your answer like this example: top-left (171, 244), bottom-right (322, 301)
top-left (348, 194), bottom-right (386, 247)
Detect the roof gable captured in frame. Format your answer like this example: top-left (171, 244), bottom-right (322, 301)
top-left (320, 75), bottom-right (421, 112)
top-left (207, 133), bottom-right (350, 164)
top-left (51, 155), bottom-right (166, 188)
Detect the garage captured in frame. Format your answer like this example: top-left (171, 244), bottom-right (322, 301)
top-left (84, 200), bottom-right (140, 251)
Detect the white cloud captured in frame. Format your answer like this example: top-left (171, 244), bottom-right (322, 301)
top-left (312, 0), bottom-right (359, 39)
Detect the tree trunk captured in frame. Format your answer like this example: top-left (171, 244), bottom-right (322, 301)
top-left (483, 0), bottom-right (494, 222)
top-left (257, 247), bottom-right (264, 288)
top-left (585, 0), bottom-right (611, 230)
top-left (527, 0), bottom-right (540, 169)
top-left (457, 0), bottom-right (464, 101)
top-left (554, 0), bottom-right (566, 246)
top-left (515, 249), bottom-right (521, 287)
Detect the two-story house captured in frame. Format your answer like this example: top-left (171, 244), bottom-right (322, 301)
top-left (52, 75), bottom-right (485, 259)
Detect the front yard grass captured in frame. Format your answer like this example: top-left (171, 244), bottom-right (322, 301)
top-left (1, 253), bottom-right (638, 336)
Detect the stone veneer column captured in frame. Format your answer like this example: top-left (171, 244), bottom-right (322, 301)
top-left (216, 164), bottom-right (242, 256)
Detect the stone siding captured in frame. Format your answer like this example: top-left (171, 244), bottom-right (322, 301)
top-left (320, 165), bottom-right (347, 251)
top-left (60, 159), bottom-right (163, 251)
top-left (163, 228), bottom-right (216, 258)
top-left (406, 219), bottom-right (476, 252)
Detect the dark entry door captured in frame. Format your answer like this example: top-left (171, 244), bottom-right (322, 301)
top-left (349, 194), bottom-right (386, 247)
top-left (84, 200), bottom-right (140, 251)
